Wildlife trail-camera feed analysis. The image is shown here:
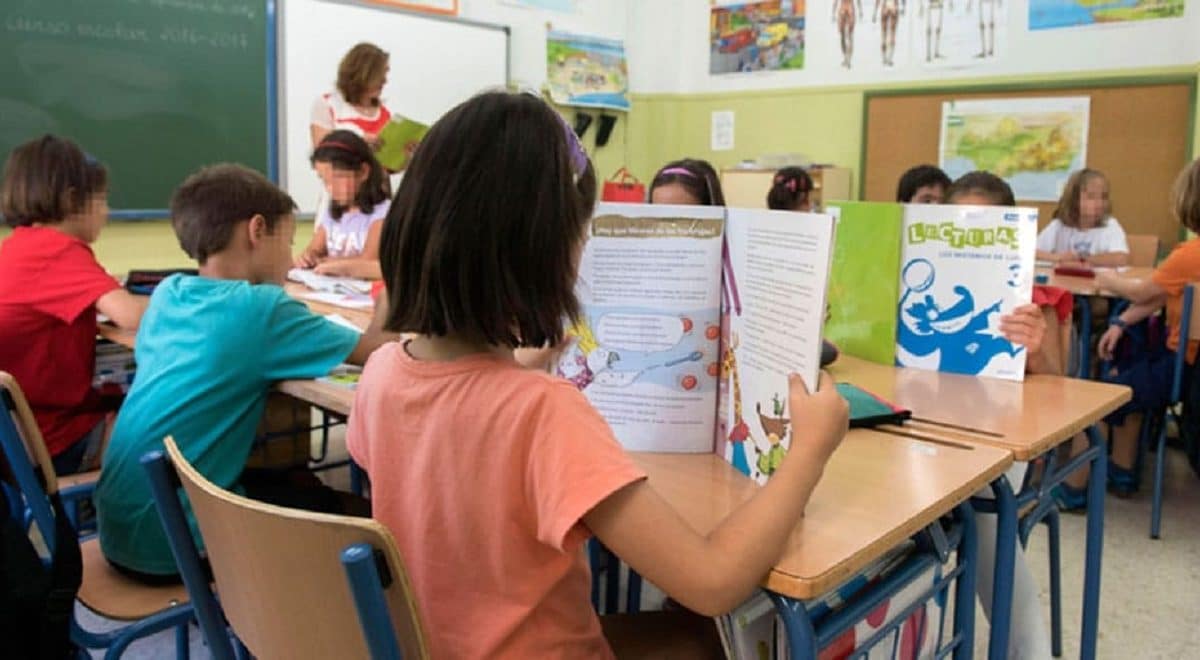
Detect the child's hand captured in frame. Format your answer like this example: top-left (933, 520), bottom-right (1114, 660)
top-left (999, 303), bottom-right (1045, 354)
top-left (1094, 270), bottom-right (1118, 290)
top-left (1056, 251), bottom-right (1082, 264)
top-left (1097, 324), bottom-right (1123, 361)
top-left (294, 251), bottom-right (319, 269)
top-left (314, 261), bottom-right (353, 277)
top-left (787, 371), bottom-right (848, 466)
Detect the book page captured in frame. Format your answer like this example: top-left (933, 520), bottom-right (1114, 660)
top-left (558, 203), bottom-right (725, 452)
top-left (721, 209), bottom-right (836, 483)
top-left (896, 204), bottom-right (1038, 382)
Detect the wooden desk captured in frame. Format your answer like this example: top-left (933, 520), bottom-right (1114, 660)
top-left (1035, 266), bottom-right (1154, 298)
top-left (830, 356), bottom-right (1130, 460)
top-left (282, 281), bottom-right (374, 329)
top-left (634, 431), bottom-right (1011, 600)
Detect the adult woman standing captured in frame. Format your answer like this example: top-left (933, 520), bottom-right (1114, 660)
top-left (310, 43), bottom-right (392, 149)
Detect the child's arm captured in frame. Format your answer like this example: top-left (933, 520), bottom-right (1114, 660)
top-left (295, 226), bottom-right (329, 269)
top-left (584, 372), bottom-right (848, 616)
top-left (345, 294), bottom-right (400, 365)
top-left (1095, 270), bottom-right (1165, 304)
top-left (1036, 249), bottom-right (1080, 263)
top-left (96, 290), bottom-right (149, 329)
top-left (1097, 298), bottom-right (1165, 361)
top-left (1084, 251), bottom-right (1130, 268)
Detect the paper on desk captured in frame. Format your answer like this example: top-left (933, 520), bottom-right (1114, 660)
top-left (324, 313), bottom-right (364, 333)
top-left (297, 291), bottom-right (373, 310)
top-left (287, 268), bottom-right (371, 296)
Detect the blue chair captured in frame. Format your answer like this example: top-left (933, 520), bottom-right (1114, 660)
top-left (142, 436), bottom-right (430, 659)
top-left (1146, 284), bottom-right (1199, 538)
top-left (0, 372), bottom-right (195, 659)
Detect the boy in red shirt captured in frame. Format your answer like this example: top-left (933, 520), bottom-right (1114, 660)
top-left (0, 135), bottom-right (147, 474)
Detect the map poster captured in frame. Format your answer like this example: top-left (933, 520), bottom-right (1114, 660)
top-left (1029, 1), bottom-right (1184, 31)
top-left (939, 96), bottom-right (1090, 202)
top-left (710, 1), bottom-right (806, 75)
top-left (546, 31), bottom-right (630, 112)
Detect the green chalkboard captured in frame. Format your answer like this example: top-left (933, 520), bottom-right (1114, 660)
top-left (0, 0), bottom-right (271, 215)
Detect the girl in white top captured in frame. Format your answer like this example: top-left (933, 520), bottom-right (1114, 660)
top-left (294, 131), bottom-right (391, 280)
top-left (1036, 168), bottom-right (1129, 267)
top-left (309, 42), bottom-right (392, 149)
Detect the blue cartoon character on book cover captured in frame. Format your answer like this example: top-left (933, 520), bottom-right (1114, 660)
top-left (895, 204), bottom-right (1038, 382)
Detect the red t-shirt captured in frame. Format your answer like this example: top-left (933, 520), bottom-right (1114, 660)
top-left (0, 226), bottom-right (120, 456)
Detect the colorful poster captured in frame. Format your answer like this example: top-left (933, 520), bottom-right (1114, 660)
top-left (367, 0), bottom-right (457, 15)
top-left (914, 0), bottom-right (1007, 69)
top-left (939, 96), bottom-right (1090, 201)
top-left (1029, 1), bottom-right (1184, 31)
top-left (546, 31), bottom-right (630, 112)
top-left (896, 204), bottom-right (1038, 381)
top-left (825, 202), bottom-right (903, 364)
top-left (710, 1), bottom-right (807, 74)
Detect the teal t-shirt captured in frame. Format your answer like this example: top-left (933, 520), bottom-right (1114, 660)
top-left (96, 275), bottom-right (360, 574)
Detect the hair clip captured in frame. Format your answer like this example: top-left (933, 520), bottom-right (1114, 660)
top-left (658, 166), bottom-right (698, 179)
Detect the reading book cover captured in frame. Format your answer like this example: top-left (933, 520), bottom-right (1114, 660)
top-left (825, 202), bottom-right (903, 365)
top-left (559, 203), bottom-right (836, 485)
top-left (375, 117), bottom-right (430, 171)
top-left (896, 204), bottom-right (1038, 382)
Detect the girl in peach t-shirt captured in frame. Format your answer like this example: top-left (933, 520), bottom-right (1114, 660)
top-left (347, 91), bottom-right (849, 658)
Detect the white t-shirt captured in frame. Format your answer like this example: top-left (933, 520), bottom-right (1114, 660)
top-left (318, 199), bottom-right (390, 258)
top-left (1036, 217), bottom-right (1129, 258)
top-left (310, 91), bottom-right (392, 141)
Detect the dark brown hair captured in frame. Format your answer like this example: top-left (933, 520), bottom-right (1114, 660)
top-left (170, 164), bottom-right (296, 265)
top-left (379, 91), bottom-right (597, 349)
top-left (1053, 168), bottom-right (1109, 228)
top-left (767, 166), bottom-right (813, 210)
top-left (648, 159), bottom-right (725, 206)
top-left (337, 43), bottom-right (389, 107)
top-left (311, 130), bottom-right (390, 220)
top-left (1172, 158), bottom-right (1200, 235)
top-left (946, 171), bottom-right (1016, 207)
top-left (1, 135), bottom-right (108, 227)
top-left (896, 164), bottom-right (951, 203)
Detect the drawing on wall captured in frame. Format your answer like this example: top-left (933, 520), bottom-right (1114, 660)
top-left (710, 1), bottom-right (807, 74)
top-left (546, 31), bottom-right (629, 112)
top-left (914, 0), bottom-right (1006, 68)
top-left (833, 0), bottom-right (862, 68)
top-left (871, 0), bottom-right (902, 66)
top-left (1029, 1), bottom-right (1184, 31)
top-left (939, 96), bottom-right (1091, 201)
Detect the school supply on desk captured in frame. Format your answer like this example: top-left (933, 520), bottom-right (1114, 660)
top-left (124, 269), bottom-right (199, 295)
top-left (825, 202), bottom-right (904, 365)
top-left (287, 268), bottom-right (372, 296)
top-left (1053, 264), bottom-right (1095, 278)
top-left (896, 204), bottom-right (1038, 381)
top-left (836, 382), bottom-right (911, 428)
top-left (558, 203), bottom-right (836, 484)
top-left (375, 117), bottom-right (430, 171)
top-left (318, 364), bottom-right (362, 389)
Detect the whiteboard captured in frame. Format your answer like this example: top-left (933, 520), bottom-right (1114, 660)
top-left (280, 0), bottom-right (509, 214)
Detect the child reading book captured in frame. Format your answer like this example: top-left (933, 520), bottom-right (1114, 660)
top-left (347, 91), bottom-right (849, 658)
top-left (294, 131), bottom-right (390, 280)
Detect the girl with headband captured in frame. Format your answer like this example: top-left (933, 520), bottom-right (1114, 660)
top-left (766, 166), bottom-right (814, 211)
top-left (294, 130), bottom-right (391, 279)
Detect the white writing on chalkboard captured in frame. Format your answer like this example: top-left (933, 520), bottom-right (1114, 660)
top-left (4, 15), bottom-right (249, 51)
top-left (125, 0), bottom-right (258, 20)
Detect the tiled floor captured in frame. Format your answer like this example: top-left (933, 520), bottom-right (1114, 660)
top-left (81, 442), bottom-right (1200, 659)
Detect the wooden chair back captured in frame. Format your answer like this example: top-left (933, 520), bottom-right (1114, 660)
top-left (0, 372), bottom-right (59, 495)
top-left (161, 437), bottom-right (430, 659)
top-left (1126, 234), bottom-right (1160, 268)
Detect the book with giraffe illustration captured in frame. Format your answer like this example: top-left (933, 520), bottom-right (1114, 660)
top-left (558, 202), bottom-right (836, 484)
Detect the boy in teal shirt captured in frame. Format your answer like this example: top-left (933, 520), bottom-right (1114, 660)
top-left (97, 164), bottom-right (394, 580)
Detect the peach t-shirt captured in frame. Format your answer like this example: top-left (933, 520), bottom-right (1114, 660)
top-left (347, 342), bottom-right (646, 659)
top-left (1152, 237), bottom-right (1200, 364)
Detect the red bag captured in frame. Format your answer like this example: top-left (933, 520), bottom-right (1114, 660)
top-left (602, 167), bottom-right (646, 202)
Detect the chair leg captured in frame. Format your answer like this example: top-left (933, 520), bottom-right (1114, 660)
top-left (176, 622), bottom-right (190, 659)
top-left (1151, 423), bottom-right (1169, 539)
top-left (1044, 511), bottom-right (1063, 657)
top-left (626, 569), bottom-right (642, 614)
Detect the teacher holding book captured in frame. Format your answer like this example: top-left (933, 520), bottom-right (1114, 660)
top-left (310, 42), bottom-right (393, 151)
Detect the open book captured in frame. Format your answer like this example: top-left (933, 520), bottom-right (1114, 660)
top-left (557, 203), bottom-right (836, 484)
top-left (287, 269), bottom-right (373, 309)
top-left (375, 117), bottom-right (430, 171)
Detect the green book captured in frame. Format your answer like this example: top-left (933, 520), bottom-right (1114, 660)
top-left (824, 201), bottom-right (903, 364)
top-left (375, 117), bottom-right (429, 171)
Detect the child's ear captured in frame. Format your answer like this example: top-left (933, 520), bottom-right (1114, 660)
top-left (246, 214), bottom-right (268, 246)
